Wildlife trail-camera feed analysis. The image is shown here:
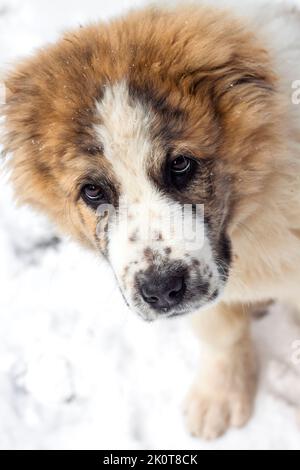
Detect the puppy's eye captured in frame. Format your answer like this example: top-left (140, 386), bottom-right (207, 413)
top-left (171, 156), bottom-right (191, 175)
top-left (81, 184), bottom-right (104, 207)
top-left (168, 156), bottom-right (196, 189)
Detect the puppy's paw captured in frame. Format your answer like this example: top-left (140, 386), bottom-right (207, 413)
top-left (184, 383), bottom-right (253, 440)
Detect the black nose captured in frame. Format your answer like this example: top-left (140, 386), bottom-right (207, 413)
top-left (139, 271), bottom-right (186, 312)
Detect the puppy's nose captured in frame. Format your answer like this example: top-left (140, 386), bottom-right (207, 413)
top-left (139, 272), bottom-right (186, 311)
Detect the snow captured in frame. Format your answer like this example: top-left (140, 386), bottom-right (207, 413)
top-left (0, 0), bottom-right (300, 450)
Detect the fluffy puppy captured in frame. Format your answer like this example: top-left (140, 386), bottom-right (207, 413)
top-left (2, 0), bottom-right (300, 439)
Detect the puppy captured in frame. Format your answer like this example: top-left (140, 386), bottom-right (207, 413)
top-left (2, 0), bottom-right (300, 439)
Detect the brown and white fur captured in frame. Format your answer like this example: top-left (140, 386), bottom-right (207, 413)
top-left (2, 0), bottom-right (300, 439)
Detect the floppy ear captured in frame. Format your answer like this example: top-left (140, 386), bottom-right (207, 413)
top-left (1, 61), bottom-right (44, 158)
top-left (1, 30), bottom-right (98, 200)
top-left (186, 55), bottom-right (277, 104)
top-left (177, 21), bottom-right (282, 204)
top-left (0, 59), bottom-right (56, 211)
top-left (1, 32), bottom-right (103, 161)
top-left (176, 6), bottom-right (278, 112)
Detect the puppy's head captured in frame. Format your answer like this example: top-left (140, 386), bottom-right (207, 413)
top-left (2, 6), bottom-right (280, 320)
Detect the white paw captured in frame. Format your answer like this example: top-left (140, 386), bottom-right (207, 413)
top-left (184, 384), bottom-right (253, 440)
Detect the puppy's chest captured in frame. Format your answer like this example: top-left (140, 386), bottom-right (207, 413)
top-left (225, 231), bottom-right (300, 302)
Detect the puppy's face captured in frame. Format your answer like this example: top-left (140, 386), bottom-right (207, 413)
top-left (2, 6), bottom-right (279, 320)
top-left (89, 79), bottom-right (231, 320)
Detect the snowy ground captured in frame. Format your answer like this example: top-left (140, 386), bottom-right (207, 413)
top-left (1, 0), bottom-right (300, 450)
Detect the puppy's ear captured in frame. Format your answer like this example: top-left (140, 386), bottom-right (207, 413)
top-left (1, 31), bottom-right (102, 162)
top-left (0, 58), bottom-right (57, 211)
top-left (228, 73), bottom-right (275, 91)
top-left (180, 10), bottom-right (278, 108)
top-left (187, 56), bottom-right (277, 103)
top-left (1, 62), bottom-right (39, 158)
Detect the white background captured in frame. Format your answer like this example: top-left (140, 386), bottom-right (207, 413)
top-left (0, 0), bottom-right (300, 450)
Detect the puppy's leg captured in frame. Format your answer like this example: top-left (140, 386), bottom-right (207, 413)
top-left (185, 302), bottom-right (257, 440)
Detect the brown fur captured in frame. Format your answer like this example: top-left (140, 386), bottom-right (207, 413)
top-left (2, 6), bottom-right (281, 249)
